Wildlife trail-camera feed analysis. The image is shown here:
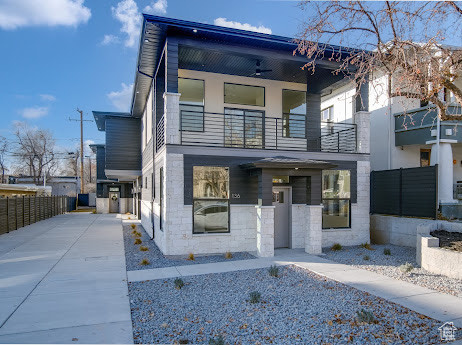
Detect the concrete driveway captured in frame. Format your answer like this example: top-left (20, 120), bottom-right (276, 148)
top-left (0, 213), bottom-right (133, 344)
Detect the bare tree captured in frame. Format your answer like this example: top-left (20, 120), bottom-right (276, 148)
top-left (296, 1), bottom-right (462, 120)
top-left (13, 122), bottom-right (57, 184)
top-left (0, 136), bottom-right (8, 184)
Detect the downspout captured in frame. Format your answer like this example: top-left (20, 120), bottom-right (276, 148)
top-left (436, 111), bottom-right (441, 210)
top-left (387, 73), bottom-right (392, 169)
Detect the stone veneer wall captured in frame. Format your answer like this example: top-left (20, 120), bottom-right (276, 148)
top-left (96, 198), bottom-right (109, 213)
top-left (256, 206), bottom-right (275, 257)
top-left (321, 160), bottom-right (370, 248)
top-left (371, 215), bottom-right (462, 248)
top-left (291, 204), bottom-right (306, 248)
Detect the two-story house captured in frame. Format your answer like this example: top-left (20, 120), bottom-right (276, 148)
top-left (322, 68), bottom-right (462, 218)
top-left (94, 15), bottom-right (371, 257)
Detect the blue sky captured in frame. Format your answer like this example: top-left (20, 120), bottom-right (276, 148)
top-left (0, 0), bottom-right (304, 154)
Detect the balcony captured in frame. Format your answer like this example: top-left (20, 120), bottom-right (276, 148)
top-left (394, 105), bottom-right (462, 146)
top-left (157, 110), bottom-right (357, 153)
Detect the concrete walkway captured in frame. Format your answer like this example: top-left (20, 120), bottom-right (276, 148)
top-left (128, 248), bottom-right (462, 330)
top-left (0, 213), bottom-right (133, 344)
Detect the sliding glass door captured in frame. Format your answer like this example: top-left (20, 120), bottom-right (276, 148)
top-left (224, 108), bottom-right (263, 148)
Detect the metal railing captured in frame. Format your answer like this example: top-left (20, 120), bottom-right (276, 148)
top-left (156, 115), bottom-right (165, 151)
top-left (176, 110), bottom-right (357, 153)
top-left (454, 182), bottom-right (462, 200)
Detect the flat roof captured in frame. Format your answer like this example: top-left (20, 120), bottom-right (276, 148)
top-left (92, 111), bottom-right (131, 131)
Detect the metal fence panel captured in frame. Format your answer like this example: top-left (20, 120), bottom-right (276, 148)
top-left (371, 165), bottom-right (437, 218)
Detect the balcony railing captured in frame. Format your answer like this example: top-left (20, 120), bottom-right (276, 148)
top-left (176, 110), bottom-right (356, 153)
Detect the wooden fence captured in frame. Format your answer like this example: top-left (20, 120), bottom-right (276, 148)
top-left (0, 196), bottom-right (76, 235)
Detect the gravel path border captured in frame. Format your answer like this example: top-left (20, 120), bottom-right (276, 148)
top-left (128, 265), bottom-right (446, 344)
top-left (123, 224), bottom-right (256, 271)
top-left (323, 244), bottom-right (462, 297)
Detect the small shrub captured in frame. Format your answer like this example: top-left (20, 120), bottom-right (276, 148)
top-left (131, 224), bottom-right (137, 230)
top-left (224, 251), bottom-right (233, 259)
top-left (268, 265), bottom-right (279, 277)
top-left (92, 210), bottom-right (96, 214)
top-left (249, 291), bottom-right (261, 304)
top-left (331, 243), bottom-right (342, 251)
top-left (134, 238), bottom-right (142, 245)
top-left (383, 248), bottom-right (391, 255)
top-left (209, 335), bottom-right (225, 345)
top-left (356, 309), bottom-right (377, 324)
top-left (174, 278), bottom-right (185, 290)
top-left (134, 231), bottom-right (142, 237)
top-left (140, 246), bottom-right (149, 251)
top-left (177, 339), bottom-right (189, 345)
top-left (363, 255), bottom-right (370, 261)
top-left (128, 217), bottom-right (131, 220)
top-left (140, 258), bottom-right (150, 266)
top-left (187, 253), bottom-right (195, 261)
top-left (360, 242), bottom-right (373, 250)
top-left (399, 262), bottom-right (414, 273)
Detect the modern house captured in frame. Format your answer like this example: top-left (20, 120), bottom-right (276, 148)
top-left (94, 15), bottom-right (371, 257)
top-left (90, 113), bottom-right (139, 214)
top-left (321, 70), bottom-right (462, 218)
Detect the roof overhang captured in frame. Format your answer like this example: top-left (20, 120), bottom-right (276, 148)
top-left (240, 157), bottom-right (337, 170)
top-left (105, 169), bottom-right (141, 181)
top-left (93, 111), bottom-right (131, 131)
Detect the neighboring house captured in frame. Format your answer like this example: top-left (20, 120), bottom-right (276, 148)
top-left (94, 15), bottom-right (371, 257)
top-left (90, 132), bottom-right (136, 214)
top-left (10, 175), bottom-right (80, 197)
top-left (321, 70), bottom-right (462, 217)
top-left (0, 184), bottom-right (51, 197)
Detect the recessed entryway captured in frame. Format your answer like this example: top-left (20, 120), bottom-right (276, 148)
top-left (109, 191), bottom-right (120, 213)
top-left (272, 186), bottom-right (290, 248)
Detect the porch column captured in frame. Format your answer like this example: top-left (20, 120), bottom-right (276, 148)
top-left (354, 111), bottom-right (370, 154)
top-left (305, 205), bottom-right (323, 255)
top-left (163, 92), bottom-right (181, 145)
top-left (256, 205), bottom-right (275, 257)
top-left (430, 141), bottom-right (456, 204)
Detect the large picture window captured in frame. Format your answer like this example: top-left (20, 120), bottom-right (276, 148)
top-left (282, 90), bottom-right (306, 138)
top-left (193, 166), bottom-right (230, 234)
top-left (224, 83), bottom-right (265, 107)
top-left (322, 170), bottom-right (351, 229)
top-left (179, 78), bottom-right (204, 132)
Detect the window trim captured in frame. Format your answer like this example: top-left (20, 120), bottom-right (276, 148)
top-left (282, 89), bottom-right (307, 139)
top-left (224, 82), bottom-right (265, 107)
top-left (321, 169), bottom-right (351, 229)
top-left (192, 166), bottom-right (230, 234)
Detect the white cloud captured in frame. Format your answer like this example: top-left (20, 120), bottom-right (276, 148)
top-left (40, 94), bottom-right (56, 102)
top-left (213, 17), bottom-right (272, 34)
top-left (111, 0), bottom-right (141, 48)
top-left (19, 106), bottom-right (49, 119)
top-left (143, 0), bottom-right (167, 15)
top-left (107, 83), bottom-right (133, 112)
top-left (0, 0), bottom-right (91, 30)
top-left (101, 34), bottom-right (120, 45)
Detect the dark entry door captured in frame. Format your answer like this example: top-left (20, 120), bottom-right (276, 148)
top-left (273, 187), bottom-right (290, 248)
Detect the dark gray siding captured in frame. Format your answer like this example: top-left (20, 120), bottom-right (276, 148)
top-left (166, 38), bottom-right (178, 93)
top-left (183, 155), bottom-right (358, 205)
top-left (95, 146), bottom-right (107, 180)
top-left (99, 183), bottom-right (133, 198)
top-left (105, 117), bottom-right (141, 171)
top-left (306, 93), bottom-right (321, 151)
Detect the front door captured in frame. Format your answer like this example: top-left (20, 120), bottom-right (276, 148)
top-left (109, 192), bottom-right (120, 213)
top-left (273, 187), bottom-right (290, 248)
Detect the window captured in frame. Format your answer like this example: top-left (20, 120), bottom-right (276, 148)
top-left (272, 176), bottom-right (289, 184)
top-left (420, 149), bottom-right (431, 167)
top-left (322, 170), bottom-right (351, 229)
top-left (224, 83), bottom-right (265, 107)
top-left (224, 108), bottom-right (263, 148)
top-left (193, 166), bottom-right (229, 234)
top-left (179, 78), bottom-right (204, 132)
top-left (282, 90), bottom-right (306, 138)
top-left (321, 106), bottom-right (333, 121)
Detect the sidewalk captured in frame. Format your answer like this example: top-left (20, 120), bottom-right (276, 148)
top-left (127, 248), bottom-right (462, 329)
top-left (0, 213), bottom-right (133, 344)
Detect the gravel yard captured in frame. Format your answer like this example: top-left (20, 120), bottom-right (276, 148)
top-left (123, 224), bottom-right (255, 271)
top-left (323, 244), bottom-right (462, 297)
top-left (128, 265), bottom-right (443, 344)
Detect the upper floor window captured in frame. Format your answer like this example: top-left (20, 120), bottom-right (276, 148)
top-left (321, 106), bottom-right (334, 121)
top-left (282, 90), bottom-right (306, 138)
top-left (224, 83), bottom-right (265, 107)
top-left (179, 78), bottom-right (204, 132)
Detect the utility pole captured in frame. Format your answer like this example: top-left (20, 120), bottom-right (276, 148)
top-left (69, 109), bottom-right (92, 194)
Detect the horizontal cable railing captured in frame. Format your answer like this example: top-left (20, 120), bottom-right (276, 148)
top-left (178, 110), bottom-right (357, 153)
